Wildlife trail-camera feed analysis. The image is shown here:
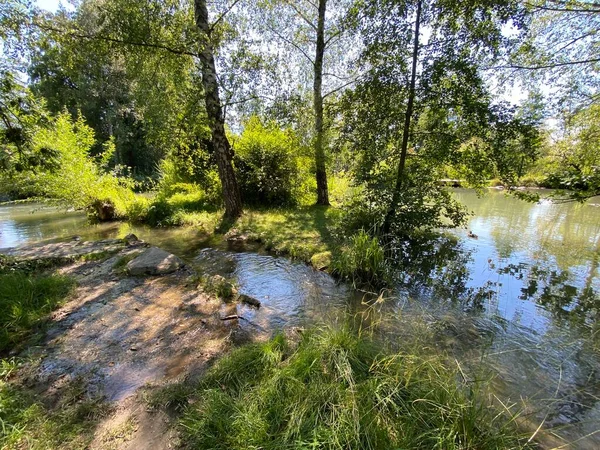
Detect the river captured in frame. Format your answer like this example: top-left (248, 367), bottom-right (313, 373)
top-left (1, 189), bottom-right (599, 448)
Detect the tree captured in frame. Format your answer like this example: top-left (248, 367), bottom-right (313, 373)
top-left (255, 0), bottom-right (357, 206)
top-left (507, 0), bottom-right (600, 113)
top-left (28, 0), bottom-right (206, 176)
top-left (339, 0), bottom-right (535, 237)
top-left (194, 0), bottom-right (243, 219)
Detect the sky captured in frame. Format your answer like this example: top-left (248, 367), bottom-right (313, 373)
top-left (36, 0), bottom-right (72, 12)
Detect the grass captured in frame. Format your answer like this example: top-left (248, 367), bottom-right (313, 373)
top-left (0, 271), bottom-right (76, 354)
top-left (178, 327), bottom-right (530, 450)
top-left (0, 372), bottom-right (110, 449)
top-left (235, 205), bottom-right (339, 262)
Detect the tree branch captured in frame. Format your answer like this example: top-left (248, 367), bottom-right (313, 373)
top-left (33, 21), bottom-right (199, 58)
top-left (284, 0), bottom-right (318, 31)
top-left (493, 57), bottom-right (600, 70)
top-left (323, 77), bottom-right (359, 98)
top-left (210, 0), bottom-right (243, 33)
top-left (266, 23), bottom-right (315, 65)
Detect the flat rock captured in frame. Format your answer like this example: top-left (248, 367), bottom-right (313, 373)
top-left (238, 293), bottom-right (261, 308)
top-left (126, 247), bottom-right (183, 276)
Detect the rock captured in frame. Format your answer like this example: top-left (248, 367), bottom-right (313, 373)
top-left (89, 199), bottom-right (116, 221)
top-left (123, 233), bottom-right (140, 245)
top-left (238, 294), bottom-right (261, 308)
top-left (126, 247), bottom-right (183, 276)
top-left (310, 251), bottom-right (332, 271)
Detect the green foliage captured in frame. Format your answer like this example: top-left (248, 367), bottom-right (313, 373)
top-left (144, 182), bottom-right (221, 227)
top-left (0, 70), bottom-right (53, 198)
top-left (180, 328), bottom-right (528, 450)
top-left (28, 0), bottom-right (205, 178)
top-left (234, 116), bottom-right (310, 206)
top-left (236, 206), bottom-right (337, 261)
top-left (526, 104), bottom-right (600, 201)
top-left (0, 271), bottom-right (75, 354)
top-left (332, 230), bottom-right (390, 286)
top-left (32, 112), bottom-right (137, 218)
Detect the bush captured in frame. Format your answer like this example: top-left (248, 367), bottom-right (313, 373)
top-left (1, 112), bottom-right (138, 220)
top-left (180, 328), bottom-right (528, 450)
top-left (234, 116), bottom-right (308, 206)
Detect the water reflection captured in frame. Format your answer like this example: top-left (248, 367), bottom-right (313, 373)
top-left (452, 189), bottom-right (600, 334)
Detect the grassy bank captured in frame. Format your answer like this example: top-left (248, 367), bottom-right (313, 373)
top-left (0, 260), bottom-right (109, 448)
top-left (170, 327), bottom-right (528, 449)
top-left (1, 368), bottom-right (110, 449)
top-left (0, 269), bottom-right (76, 354)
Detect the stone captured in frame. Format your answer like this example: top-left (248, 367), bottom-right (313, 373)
top-left (310, 251), bottom-right (332, 271)
top-left (123, 233), bottom-right (140, 245)
top-left (238, 294), bottom-right (261, 308)
top-left (126, 247), bottom-right (183, 276)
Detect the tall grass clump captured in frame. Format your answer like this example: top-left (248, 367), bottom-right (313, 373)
top-left (180, 327), bottom-right (528, 449)
top-left (0, 271), bottom-right (75, 354)
top-left (332, 230), bottom-right (391, 286)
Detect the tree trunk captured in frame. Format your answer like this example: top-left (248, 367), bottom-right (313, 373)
top-left (194, 0), bottom-right (242, 219)
top-left (314, 0), bottom-right (330, 206)
top-left (383, 0), bottom-right (422, 234)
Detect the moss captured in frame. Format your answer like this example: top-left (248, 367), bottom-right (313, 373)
top-left (197, 274), bottom-right (238, 299)
top-left (310, 251), bottom-right (332, 270)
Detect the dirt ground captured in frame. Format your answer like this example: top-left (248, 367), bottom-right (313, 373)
top-left (7, 238), bottom-right (262, 449)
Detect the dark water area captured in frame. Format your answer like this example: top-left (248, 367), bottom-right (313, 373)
top-left (1, 190), bottom-right (600, 447)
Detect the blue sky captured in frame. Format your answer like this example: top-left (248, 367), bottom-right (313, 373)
top-left (36, 0), bottom-right (65, 12)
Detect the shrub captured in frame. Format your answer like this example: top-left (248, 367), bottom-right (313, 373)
top-left (3, 112), bottom-right (138, 219)
top-left (180, 328), bottom-right (528, 450)
top-left (234, 116), bottom-right (308, 206)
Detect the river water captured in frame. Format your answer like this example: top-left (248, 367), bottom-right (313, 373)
top-left (1, 189), bottom-right (599, 448)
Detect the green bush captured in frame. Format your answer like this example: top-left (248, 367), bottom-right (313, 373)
top-left (0, 112), bottom-right (138, 219)
top-left (180, 328), bottom-right (528, 450)
top-left (234, 116), bottom-right (308, 206)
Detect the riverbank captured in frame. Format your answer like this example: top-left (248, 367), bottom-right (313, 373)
top-left (0, 237), bottom-right (538, 449)
top-left (1, 237), bottom-right (260, 448)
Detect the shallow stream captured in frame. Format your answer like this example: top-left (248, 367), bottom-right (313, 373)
top-left (1, 189), bottom-right (599, 448)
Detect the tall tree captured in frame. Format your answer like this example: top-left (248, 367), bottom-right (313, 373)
top-left (194, 0), bottom-right (243, 219)
top-left (314, 0), bottom-right (329, 205)
top-left (255, 0), bottom-right (357, 206)
top-left (340, 0), bottom-right (535, 237)
top-left (383, 0), bottom-right (422, 233)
